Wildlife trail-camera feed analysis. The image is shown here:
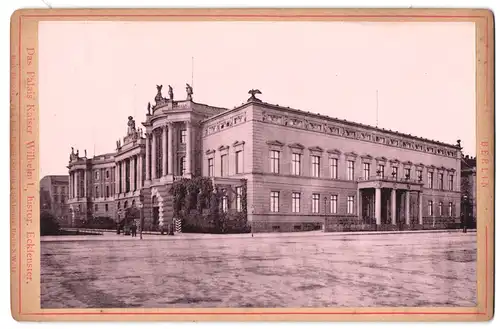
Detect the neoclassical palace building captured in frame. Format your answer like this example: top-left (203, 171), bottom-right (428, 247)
top-left (67, 85), bottom-right (463, 232)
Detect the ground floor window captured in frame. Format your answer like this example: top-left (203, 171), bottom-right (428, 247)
top-left (292, 192), bottom-right (300, 213)
top-left (270, 191), bottom-right (279, 212)
top-left (330, 195), bottom-right (338, 214)
top-left (311, 193), bottom-right (320, 213)
top-left (347, 196), bottom-right (354, 214)
top-left (235, 187), bottom-right (242, 212)
top-left (428, 200), bottom-right (434, 216)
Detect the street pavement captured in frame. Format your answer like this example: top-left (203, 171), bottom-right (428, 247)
top-left (41, 231), bottom-right (476, 308)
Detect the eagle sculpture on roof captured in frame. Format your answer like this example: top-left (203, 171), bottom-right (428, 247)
top-left (248, 89), bottom-right (262, 102)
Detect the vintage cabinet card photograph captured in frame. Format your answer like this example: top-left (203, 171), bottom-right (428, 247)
top-left (9, 8), bottom-right (494, 322)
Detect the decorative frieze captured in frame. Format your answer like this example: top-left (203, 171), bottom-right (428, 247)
top-left (258, 108), bottom-right (458, 158)
top-left (203, 111), bottom-right (247, 137)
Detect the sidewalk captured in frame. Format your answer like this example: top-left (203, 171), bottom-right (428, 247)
top-left (42, 227), bottom-right (476, 242)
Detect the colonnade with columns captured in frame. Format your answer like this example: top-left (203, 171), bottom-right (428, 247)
top-left (115, 154), bottom-right (144, 195)
top-left (145, 121), bottom-right (192, 181)
top-left (360, 187), bottom-right (423, 225)
top-left (68, 169), bottom-right (86, 199)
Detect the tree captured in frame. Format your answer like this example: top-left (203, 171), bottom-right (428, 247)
top-left (40, 210), bottom-right (60, 236)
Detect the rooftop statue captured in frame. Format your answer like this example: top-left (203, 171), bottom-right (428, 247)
top-left (147, 102), bottom-right (151, 115)
top-left (248, 89), bottom-right (262, 102)
top-left (155, 85), bottom-right (163, 102)
top-left (186, 83), bottom-right (193, 101)
top-left (84, 149), bottom-right (87, 157)
top-left (168, 85), bottom-right (174, 100)
top-left (127, 116), bottom-right (136, 135)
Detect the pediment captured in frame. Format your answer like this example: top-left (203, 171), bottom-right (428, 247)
top-left (266, 140), bottom-right (285, 147)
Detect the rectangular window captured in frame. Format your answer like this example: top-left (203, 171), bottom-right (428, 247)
top-left (428, 172), bottom-right (434, 189)
top-left (378, 164), bottom-right (385, 178)
top-left (311, 193), bottom-right (320, 213)
top-left (391, 166), bottom-right (398, 179)
top-left (347, 196), bottom-right (354, 214)
top-left (222, 194), bottom-right (228, 213)
top-left (106, 186), bottom-right (110, 198)
top-left (363, 163), bottom-right (370, 180)
top-left (95, 185), bottom-right (99, 198)
top-left (438, 173), bottom-right (444, 189)
top-left (448, 202), bottom-right (453, 216)
top-left (180, 129), bottom-right (187, 144)
top-left (311, 155), bottom-right (320, 177)
top-left (180, 157), bottom-right (186, 175)
top-left (94, 204), bottom-right (98, 211)
top-left (428, 200), bottom-right (434, 216)
top-left (236, 187), bottom-right (242, 212)
top-left (438, 202), bottom-right (443, 216)
top-left (270, 150), bottom-right (280, 174)
top-left (448, 174), bottom-right (454, 191)
top-left (404, 168), bottom-right (411, 180)
top-left (105, 204), bottom-right (108, 212)
top-left (235, 151), bottom-right (243, 174)
top-left (208, 158), bottom-right (214, 177)
top-left (106, 170), bottom-right (110, 179)
top-left (292, 192), bottom-right (301, 213)
top-left (95, 170), bottom-right (99, 180)
top-left (221, 155), bottom-right (228, 176)
top-left (270, 191), bottom-right (280, 212)
top-left (347, 160), bottom-right (355, 181)
top-left (330, 195), bottom-right (338, 214)
top-left (292, 153), bottom-right (301, 175)
top-left (417, 169), bottom-right (423, 182)
top-left (329, 158), bottom-right (338, 179)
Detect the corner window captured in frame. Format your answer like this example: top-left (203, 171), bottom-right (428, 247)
top-left (208, 158), bottom-right (214, 177)
top-left (270, 150), bottom-right (280, 174)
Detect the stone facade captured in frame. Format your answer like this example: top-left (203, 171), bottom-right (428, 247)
top-left (461, 155), bottom-right (476, 226)
top-left (40, 175), bottom-right (70, 225)
top-left (66, 87), bottom-right (462, 233)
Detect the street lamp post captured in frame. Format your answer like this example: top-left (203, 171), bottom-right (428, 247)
top-left (139, 191), bottom-right (145, 240)
top-left (323, 196), bottom-right (327, 231)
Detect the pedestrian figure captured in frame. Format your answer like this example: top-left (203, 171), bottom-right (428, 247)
top-left (131, 222), bottom-right (137, 237)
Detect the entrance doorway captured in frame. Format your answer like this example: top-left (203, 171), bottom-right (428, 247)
top-left (152, 196), bottom-right (159, 230)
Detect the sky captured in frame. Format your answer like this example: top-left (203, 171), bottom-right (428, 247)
top-left (39, 21), bottom-right (476, 178)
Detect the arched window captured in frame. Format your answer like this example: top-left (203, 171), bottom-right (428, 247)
top-left (132, 199), bottom-right (136, 207)
top-left (117, 201), bottom-right (121, 209)
top-left (124, 200), bottom-right (128, 208)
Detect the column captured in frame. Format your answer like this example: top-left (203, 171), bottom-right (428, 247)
top-left (391, 189), bottom-right (397, 225)
top-left (123, 159), bottom-right (127, 193)
top-left (162, 125), bottom-right (167, 176)
top-left (83, 170), bottom-right (87, 198)
top-left (145, 134), bottom-right (151, 181)
top-left (76, 170), bottom-right (80, 198)
top-left (167, 123), bottom-right (173, 175)
top-left (357, 189), bottom-right (361, 219)
top-left (186, 121), bottom-right (192, 175)
top-left (375, 187), bottom-right (381, 225)
top-left (151, 131), bottom-right (157, 180)
top-left (405, 191), bottom-right (411, 225)
top-left (137, 155), bottom-right (142, 189)
top-left (131, 156), bottom-right (136, 191)
top-left (418, 192), bottom-right (423, 225)
top-left (69, 172), bottom-right (72, 199)
top-left (115, 163), bottom-right (119, 195)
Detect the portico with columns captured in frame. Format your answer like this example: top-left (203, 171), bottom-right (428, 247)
top-left (358, 176), bottom-right (424, 228)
